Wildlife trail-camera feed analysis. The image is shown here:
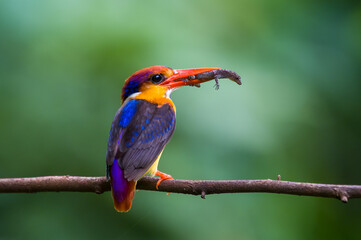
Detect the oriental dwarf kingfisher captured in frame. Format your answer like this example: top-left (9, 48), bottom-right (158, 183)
top-left (106, 66), bottom-right (241, 212)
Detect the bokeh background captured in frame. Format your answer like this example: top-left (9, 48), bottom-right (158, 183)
top-left (0, 1), bottom-right (360, 239)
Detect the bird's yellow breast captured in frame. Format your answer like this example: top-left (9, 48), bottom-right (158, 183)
top-left (144, 150), bottom-right (163, 177)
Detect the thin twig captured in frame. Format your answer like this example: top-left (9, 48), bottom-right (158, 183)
top-left (0, 176), bottom-right (360, 203)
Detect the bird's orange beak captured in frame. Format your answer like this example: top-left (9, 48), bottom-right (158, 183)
top-left (160, 68), bottom-right (241, 89)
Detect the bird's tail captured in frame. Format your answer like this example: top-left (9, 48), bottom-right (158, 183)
top-left (111, 159), bottom-right (136, 212)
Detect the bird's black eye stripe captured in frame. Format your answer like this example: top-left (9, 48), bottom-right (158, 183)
top-left (150, 74), bottom-right (165, 84)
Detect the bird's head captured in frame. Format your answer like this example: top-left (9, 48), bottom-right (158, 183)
top-left (121, 65), bottom-right (241, 103)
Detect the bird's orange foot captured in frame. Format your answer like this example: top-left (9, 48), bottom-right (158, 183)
top-left (155, 170), bottom-right (173, 190)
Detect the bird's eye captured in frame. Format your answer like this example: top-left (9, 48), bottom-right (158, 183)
top-left (150, 74), bottom-right (165, 84)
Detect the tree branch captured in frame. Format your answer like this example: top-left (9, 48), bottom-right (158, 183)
top-left (0, 176), bottom-right (360, 203)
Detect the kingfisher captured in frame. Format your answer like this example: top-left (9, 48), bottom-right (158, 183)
top-left (106, 66), bottom-right (241, 212)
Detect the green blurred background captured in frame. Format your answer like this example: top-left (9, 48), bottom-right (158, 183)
top-left (0, 0), bottom-right (360, 239)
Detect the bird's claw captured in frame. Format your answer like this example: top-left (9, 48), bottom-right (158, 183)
top-left (155, 170), bottom-right (173, 190)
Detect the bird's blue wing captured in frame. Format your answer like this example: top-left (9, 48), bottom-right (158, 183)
top-left (106, 99), bottom-right (176, 181)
